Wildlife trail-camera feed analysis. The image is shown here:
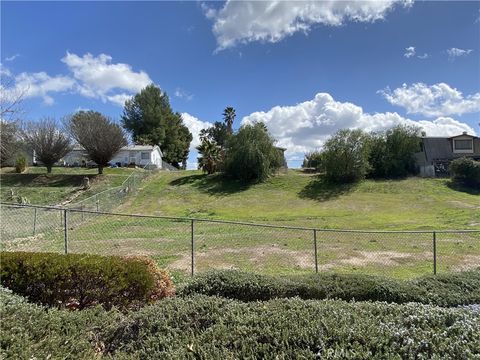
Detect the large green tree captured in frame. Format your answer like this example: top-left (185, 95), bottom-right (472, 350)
top-left (368, 125), bottom-right (421, 178)
top-left (322, 129), bottom-right (370, 183)
top-left (224, 122), bottom-right (282, 182)
top-left (121, 84), bottom-right (192, 167)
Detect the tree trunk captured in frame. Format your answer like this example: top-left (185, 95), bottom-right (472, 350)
top-left (46, 165), bottom-right (52, 174)
top-left (98, 165), bottom-right (104, 175)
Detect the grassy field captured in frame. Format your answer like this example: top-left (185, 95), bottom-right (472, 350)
top-left (124, 169), bottom-right (479, 230)
top-left (1, 169), bottom-right (478, 279)
top-left (0, 166), bottom-right (142, 205)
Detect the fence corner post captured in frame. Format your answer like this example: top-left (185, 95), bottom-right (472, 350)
top-left (191, 219), bottom-right (195, 276)
top-left (64, 209), bottom-right (68, 254)
top-left (433, 231), bottom-right (437, 275)
top-left (314, 229), bottom-right (318, 273)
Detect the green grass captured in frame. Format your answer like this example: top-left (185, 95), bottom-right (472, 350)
top-left (1, 169), bottom-right (479, 278)
top-left (0, 166), bottom-right (141, 205)
top-left (125, 170), bottom-right (479, 230)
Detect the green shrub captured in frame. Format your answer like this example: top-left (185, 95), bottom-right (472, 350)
top-left (2, 288), bottom-right (479, 359)
top-left (322, 129), bottom-right (371, 183)
top-left (104, 295), bottom-right (480, 359)
top-left (224, 122), bottom-right (283, 182)
top-left (0, 286), bottom-right (120, 359)
top-left (180, 269), bottom-right (480, 306)
top-left (14, 154), bottom-right (27, 173)
top-left (449, 157), bottom-right (480, 187)
top-left (0, 252), bottom-right (174, 310)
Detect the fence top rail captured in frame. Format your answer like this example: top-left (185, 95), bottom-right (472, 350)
top-left (2, 202), bottom-right (480, 234)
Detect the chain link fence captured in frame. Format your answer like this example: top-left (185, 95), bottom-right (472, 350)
top-left (1, 203), bottom-right (479, 278)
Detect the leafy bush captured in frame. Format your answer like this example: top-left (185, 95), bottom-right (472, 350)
top-left (0, 252), bottom-right (174, 310)
top-left (104, 295), bottom-right (480, 359)
top-left (368, 125), bottom-right (421, 178)
top-left (302, 150), bottom-right (323, 171)
top-left (2, 288), bottom-right (479, 359)
top-left (224, 122), bottom-right (283, 182)
top-left (14, 154), bottom-right (27, 173)
top-left (0, 286), bottom-right (119, 359)
top-left (449, 157), bottom-right (480, 187)
top-left (322, 129), bottom-right (370, 183)
top-left (180, 269), bottom-right (480, 306)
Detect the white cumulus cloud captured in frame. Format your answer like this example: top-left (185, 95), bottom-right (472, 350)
top-left (1, 52), bottom-right (153, 107)
top-left (447, 47), bottom-right (473, 60)
top-left (241, 92), bottom-right (475, 159)
top-left (1, 70), bottom-right (75, 105)
top-left (181, 112), bottom-right (213, 150)
top-left (205, 0), bottom-right (413, 51)
top-left (379, 82), bottom-right (480, 117)
top-left (404, 46), bottom-right (415, 58)
top-left (61, 52), bottom-right (152, 106)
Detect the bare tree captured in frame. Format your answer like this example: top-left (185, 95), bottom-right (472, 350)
top-left (23, 118), bottom-right (72, 173)
top-left (0, 120), bottom-right (21, 166)
top-left (1, 72), bottom-right (27, 121)
top-left (65, 111), bottom-right (127, 174)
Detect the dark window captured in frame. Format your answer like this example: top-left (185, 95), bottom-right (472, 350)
top-left (454, 139), bottom-right (473, 150)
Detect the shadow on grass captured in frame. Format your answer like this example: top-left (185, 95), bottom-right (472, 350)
top-left (169, 173), bottom-right (252, 195)
top-left (0, 173), bottom-right (98, 188)
top-left (446, 180), bottom-right (480, 195)
top-left (299, 176), bottom-right (357, 201)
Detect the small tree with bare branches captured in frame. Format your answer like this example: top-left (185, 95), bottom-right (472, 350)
top-left (65, 111), bottom-right (127, 174)
top-left (23, 118), bottom-right (72, 173)
top-left (0, 121), bottom-right (22, 166)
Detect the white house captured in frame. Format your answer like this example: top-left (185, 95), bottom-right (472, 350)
top-left (63, 145), bottom-right (163, 169)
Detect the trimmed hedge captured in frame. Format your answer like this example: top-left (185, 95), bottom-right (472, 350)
top-left (180, 269), bottom-right (480, 306)
top-left (104, 295), bottom-right (480, 359)
top-left (0, 252), bottom-right (174, 310)
top-left (2, 288), bottom-right (479, 359)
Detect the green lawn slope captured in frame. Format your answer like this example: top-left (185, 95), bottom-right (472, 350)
top-left (124, 169), bottom-right (479, 230)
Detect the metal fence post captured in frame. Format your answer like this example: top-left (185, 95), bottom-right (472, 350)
top-left (191, 219), bottom-right (195, 276)
top-left (314, 229), bottom-right (318, 273)
top-left (32, 207), bottom-right (37, 236)
top-left (433, 231), bottom-right (437, 275)
top-left (64, 209), bottom-right (68, 254)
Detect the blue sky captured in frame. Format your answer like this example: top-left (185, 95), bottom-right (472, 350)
top-left (2, 1), bottom-right (479, 168)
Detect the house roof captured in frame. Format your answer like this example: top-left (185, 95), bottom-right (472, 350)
top-left (71, 144), bottom-right (161, 152)
top-left (422, 138), bottom-right (453, 161)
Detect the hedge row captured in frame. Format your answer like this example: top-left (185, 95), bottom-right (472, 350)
top-left (0, 252), bottom-right (174, 310)
top-left (180, 269), bottom-right (480, 306)
top-left (2, 288), bottom-right (478, 359)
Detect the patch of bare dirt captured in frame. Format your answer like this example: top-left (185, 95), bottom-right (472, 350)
top-left (169, 244), bottom-right (314, 271)
top-left (448, 201), bottom-right (480, 210)
top-left (454, 255), bottom-right (480, 271)
top-left (320, 251), bottom-right (430, 270)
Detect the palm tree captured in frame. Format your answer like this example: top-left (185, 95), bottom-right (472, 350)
top-left (197, 138), bottom-right (221, 174)
top-left (222, 107), bottom-right (236, 134)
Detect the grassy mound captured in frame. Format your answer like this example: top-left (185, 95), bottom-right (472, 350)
top-left (180, 269), bottom-right (480, 306)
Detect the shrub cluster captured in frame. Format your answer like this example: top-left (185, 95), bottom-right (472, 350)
top-left (0, 252), bottom-right (174, 310)
top-left (449, 157), bottom-right (480, 188)
top-left (2, 286), bottom-right (479, 359)
top-left (180, 269), bottom-right (480, 306)
top-left (104, 296), bottom-right (480, 359)
top-left (14, 154), bottom-right (27, 173)
top-left (304, 125), bottom-right (422, 182)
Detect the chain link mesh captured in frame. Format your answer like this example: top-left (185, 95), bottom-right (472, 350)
top-left (1, 203), bottom-right (479, 277)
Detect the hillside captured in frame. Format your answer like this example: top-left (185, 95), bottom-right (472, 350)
top-left (123, 170), bottom-right (479, 230)
top-left (0, 167), bottom-right (140, 206)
